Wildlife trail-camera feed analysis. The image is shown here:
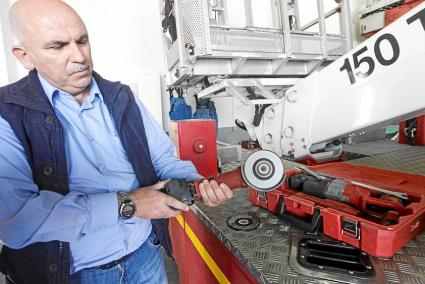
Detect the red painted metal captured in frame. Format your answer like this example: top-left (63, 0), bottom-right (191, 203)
top-left (169, 119), bottom-right (218, 177)
top-left (192, 168), bottom-right (247, 197)
top-left (169, 120), bottom-right (258, 283)
top-left (385, 0), bottom-right (424, 26)
top-left (169, 211), bottom-right (259, 284)
top-left (362, 0), bottom-right (424, 37)
top-left (399, 115), bottom-right (425, 146)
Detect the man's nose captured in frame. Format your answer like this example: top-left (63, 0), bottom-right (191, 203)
top-left (69, 41), bottom-right (85, 63)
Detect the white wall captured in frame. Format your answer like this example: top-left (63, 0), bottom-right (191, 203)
top-left (0, 19), bottom-right (9, 86)
top-left (0, 0), bottom-right (166, 126)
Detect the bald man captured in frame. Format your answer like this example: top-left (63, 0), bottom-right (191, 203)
top-left (0, 1), bottom-right (232, 283)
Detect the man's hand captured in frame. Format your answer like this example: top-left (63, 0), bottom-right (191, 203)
top-left (198, 179), bottom-right (233, 207)
top-left (129, 180), bottom-right (189, 219)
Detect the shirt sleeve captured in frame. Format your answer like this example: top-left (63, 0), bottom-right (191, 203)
top-left (0, 115), bottom-right (118, 249)
top-left (134, 98), bottom-right (204, 181)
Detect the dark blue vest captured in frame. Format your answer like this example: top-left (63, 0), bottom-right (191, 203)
top-left (0, 70), bottom-right (172, 284)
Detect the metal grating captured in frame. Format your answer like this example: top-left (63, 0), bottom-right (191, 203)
top-left (291, 34), bottom-right (322, 55)
top-left (210, 28), bottom-right (284, 53)
top-left (181, 0), bottom-right (209, 57)
top-left (327, 37), bottom-right (348, 56)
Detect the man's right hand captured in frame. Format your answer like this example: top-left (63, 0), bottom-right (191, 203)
top-left (129, 180), bottom-right (189, 219)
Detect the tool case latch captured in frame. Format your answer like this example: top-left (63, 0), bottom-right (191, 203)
top-left (342, 218), bottom-right (360, 239)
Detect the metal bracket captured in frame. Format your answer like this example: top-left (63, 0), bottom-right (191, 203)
top-left (257, 191), bottom-right (268, 203)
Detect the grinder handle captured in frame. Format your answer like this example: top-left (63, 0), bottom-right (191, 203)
top-left (193, 167), bottom-right (247, 196)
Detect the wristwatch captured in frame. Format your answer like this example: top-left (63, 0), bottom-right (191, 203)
top-left (117, 192), bottom-right (136, 219)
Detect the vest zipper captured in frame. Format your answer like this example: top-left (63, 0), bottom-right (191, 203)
top-left (59, 241), bottom-right (65, 284)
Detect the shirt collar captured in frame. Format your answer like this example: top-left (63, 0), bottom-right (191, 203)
top-left (37, 73), bottom-right (104, 107)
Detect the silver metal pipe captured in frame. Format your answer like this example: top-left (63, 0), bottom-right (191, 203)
top-left (300, 7), bottom-right (338, 31)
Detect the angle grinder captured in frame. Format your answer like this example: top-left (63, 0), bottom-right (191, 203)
top-left (163, 150), bottom-right (285, 205)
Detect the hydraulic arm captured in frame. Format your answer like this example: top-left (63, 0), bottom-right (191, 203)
top-left (266, 3), bottom-right (425, 160)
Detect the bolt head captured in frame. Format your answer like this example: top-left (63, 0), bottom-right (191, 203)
top-left (283, 127), bottom-right (294, 138)
top-left (286, 90), bottom-right (298, 103)
top-left (264, 134), bottom-right (273, 144)
top-left (266, 108), bottom-right (275, 119)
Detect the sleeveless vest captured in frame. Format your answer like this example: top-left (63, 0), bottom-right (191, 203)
top-left (0, 70), bottom-right (171, 284)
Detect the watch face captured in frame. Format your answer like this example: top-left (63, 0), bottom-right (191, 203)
top-left (121, 203), bottom-right (135, 219)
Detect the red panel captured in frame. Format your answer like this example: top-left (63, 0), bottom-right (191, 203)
top-left (362, 0), bottom-right (424, 37)
top-left (418, 116), bottom-right (425, 145)
top-left (384, 1), bottom-right (424, 26)
top-left (169, 120), bottom-right (218, 177)
top-left (399, 116), bottom-right (425, 146)
top-left (170, 211), bottom-right (258, 284)
top-left (169, 218), bottom-right (190, 283)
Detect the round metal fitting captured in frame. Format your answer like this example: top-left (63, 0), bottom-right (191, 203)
top-left (43, 167), bottom-right (53, 176)
top-left (192, 139), bottom-right (207, 153)
top-left (264, 134), bottom-right (273, 144)
top-left (48, 264), bottom-right (58, 273)
top-left (45, 116), bottom-right (54, 124)
top-left (286, 90), bottom-right (298, 103)
top-left (241, 150), bottom-right (285, 192)
top-left (266, 108), bottom-right (275, 119)
top-left (283, 127), bottom-right (294, 138)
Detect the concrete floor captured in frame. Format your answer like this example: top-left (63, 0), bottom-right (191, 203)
top-left (163, 250), bottom-right (180, 284)
top-left (0, 245), bottom-right (179, 284)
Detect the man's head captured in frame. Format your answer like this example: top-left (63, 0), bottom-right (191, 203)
top-left (9, 0), bottom-right (93, 95)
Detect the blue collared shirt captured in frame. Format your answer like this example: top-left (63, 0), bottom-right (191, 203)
top-left (0, 74), bottom-right (202, 273)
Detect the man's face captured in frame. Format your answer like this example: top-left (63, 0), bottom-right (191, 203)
top-left (17, 11), bottom-right (93, 95)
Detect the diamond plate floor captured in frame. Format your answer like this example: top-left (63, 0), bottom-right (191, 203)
top-left (349, 146), bottom-right (425, 176)
top-left (191, 146), bottom-right (425, 284)
top-left (343, 140), bottom-right (411, 157)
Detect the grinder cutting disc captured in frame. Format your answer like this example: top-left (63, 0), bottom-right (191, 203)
top-left (227, 213), bottom-right (260, 231)
top-left (242, 150), bottom-right (284, 192)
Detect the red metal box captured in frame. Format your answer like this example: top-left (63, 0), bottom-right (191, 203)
top-left (169, 119), bottom-right (218, 177)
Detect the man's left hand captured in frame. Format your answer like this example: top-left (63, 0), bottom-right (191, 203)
top-left (198, 179), bottom-right (233, 207)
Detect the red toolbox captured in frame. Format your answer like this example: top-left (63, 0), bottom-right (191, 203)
top-left (249, 163), bottom-right (425, 258)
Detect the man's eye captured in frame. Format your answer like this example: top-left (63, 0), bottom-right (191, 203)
top-left (77, 39), bottom-right (88, 45)
top-left (49, 45), bottom-right (64, 49)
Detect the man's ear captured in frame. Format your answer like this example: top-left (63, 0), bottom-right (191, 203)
top-left (12, 46), bottom-right (35, 70)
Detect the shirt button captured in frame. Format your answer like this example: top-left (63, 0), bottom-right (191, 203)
top-left (43, 167), bottom-right (54, 176)
top-left (45, 116), bottom-right (54, 124)
top-left (99, 164), bottom-right (105, 170)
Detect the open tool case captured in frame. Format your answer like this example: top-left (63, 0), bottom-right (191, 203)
top-left (248, 163), bottom-right (425, 258)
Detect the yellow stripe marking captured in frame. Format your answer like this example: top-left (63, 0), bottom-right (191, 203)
top-left (175, 214), bottom-right (231, 284)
